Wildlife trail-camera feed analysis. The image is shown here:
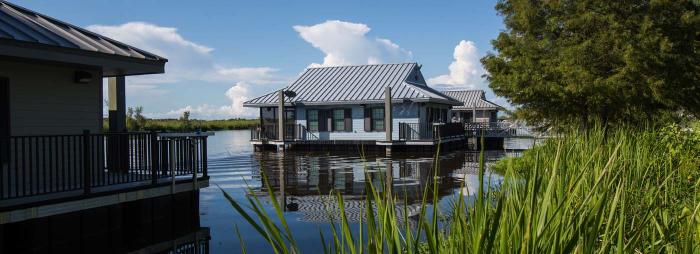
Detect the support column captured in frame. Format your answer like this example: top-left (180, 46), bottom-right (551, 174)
top-left (384, 87), bottom-right (392, 141)
top-left (278, 91), bottom-right (284, 142)
top-left (385, 87), bottom-right (393, 156)
top-left (108, 76), bottom-right (126, 132)
top-left (472, 103), bottom-right (476, 123)
top-left (107, 76), bottom-right (127, 172)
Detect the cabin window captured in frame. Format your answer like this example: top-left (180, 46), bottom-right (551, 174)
top-left (307, 110), bottom-right (319, 131)
top-left (333, 109), bottom-right (346, 131)
top-left (371, 108), bottom-right (384, 131)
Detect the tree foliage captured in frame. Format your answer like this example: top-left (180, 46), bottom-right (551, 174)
top-left (481, 0), bottom-right (700, 129)
top-left (126, 106), bottom-right (146, 131)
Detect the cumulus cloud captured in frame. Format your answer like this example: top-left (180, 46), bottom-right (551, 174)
top-left (221, 83), bottom-right (256, 117)
top-left (293, 20), bottom-right (412, 67)
top-left (152, 83), bottom-right (256, 119)
top-left (89, 22), bottom-right (284, 119)
top-left (88, 22), bottom-right (214, 85)
top-left (427, 40), bottom-right (485, 90)
top-left (428, 40), bottom-right (511, 109)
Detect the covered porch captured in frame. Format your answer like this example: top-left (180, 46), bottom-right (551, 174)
top-left (0, 0), bottom-right (211, 215)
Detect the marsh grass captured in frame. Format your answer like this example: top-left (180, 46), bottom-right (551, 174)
top-left (103, 118), bottom-right (258, 132)
top-left (223, 126), bottom-right (700, 253)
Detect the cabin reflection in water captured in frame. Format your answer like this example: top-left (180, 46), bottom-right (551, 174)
top-left (249, 151), bottom-right (507, 224)
top-left (1, 190), bottom-right (211, 254)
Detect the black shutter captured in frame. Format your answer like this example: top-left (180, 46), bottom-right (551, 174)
top-left (319, 110), bottom-right (327, 131)
top-left (344, 108), bottom-right (352, 132)
top-left (364, 107), bottom-right (371, 132)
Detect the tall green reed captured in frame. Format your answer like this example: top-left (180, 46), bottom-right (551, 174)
top-left (223, 126), bottom-right (700, 253)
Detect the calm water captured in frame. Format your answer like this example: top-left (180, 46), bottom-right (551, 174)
top-left (200, 130), bottom-right (531, 254)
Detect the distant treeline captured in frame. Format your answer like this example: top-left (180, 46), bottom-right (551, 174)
top-left (103, 118), bottom-right (258, 132)
top-left (104, 107), bottom-right (258, 132)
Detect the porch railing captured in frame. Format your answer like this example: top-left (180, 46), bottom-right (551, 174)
top-left (251, 124), bottom-right (309, 141)
top-left (0, 131), bottom-right (210, 207)
top-left (250, 125), bottom-right (278, 141)
top-left (464, 122), bottom-right (517, 137)
top-left (399, 122), bottom-right (465, 141)
top-left (399, 122), bottom-right (430, 140)
top-left (434, 123), bottom-right (466, 139)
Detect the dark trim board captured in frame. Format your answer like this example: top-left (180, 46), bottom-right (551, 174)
top-left (0, 77), bottom-right (8, 138)
top-left (0, 77), bottom-right (8, 165)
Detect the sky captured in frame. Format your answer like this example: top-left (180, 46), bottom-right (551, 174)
top-left (13, 0), bottom-right (506, 119)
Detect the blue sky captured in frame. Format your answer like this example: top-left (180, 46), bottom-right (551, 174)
top-left (13, 0), bottom-right (505, 119)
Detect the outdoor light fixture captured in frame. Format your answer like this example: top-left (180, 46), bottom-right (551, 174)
top-left (74, 71), bottom-right (93, 84)
top-left (283, 90), bottom-right (297, 98)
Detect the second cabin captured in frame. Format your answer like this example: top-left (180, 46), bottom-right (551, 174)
top-left (243, 63), bottom-right (466, 153)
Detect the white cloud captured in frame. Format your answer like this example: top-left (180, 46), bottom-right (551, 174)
top-left (89, 22), bottom-right (285, 119)
top-left (150, 82), bottom-right (256, 119)
top-left (427, 40), bottom-right (485, 90)
top-left (220, 83), bottom-right (256, 117)
top-left (88, 22), bottom-right (215, 85)
top-left (293, 20), bottom-right (412, 67)
top-left (428, 40), bottom-right (511, 109)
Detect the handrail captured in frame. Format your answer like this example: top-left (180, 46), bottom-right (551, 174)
top-left (0, 131), bottom-right (209, 207)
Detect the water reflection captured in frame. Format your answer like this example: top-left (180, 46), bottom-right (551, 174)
top-left (249, 150), bottom-right (509, 224)
top-left (201, 130), bottom-right (528, 254)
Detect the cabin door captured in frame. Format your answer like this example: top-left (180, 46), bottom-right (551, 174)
top-left (284, 108), bottom-right (296, 140)
top-left (0, 77), bottom-right (9, 166)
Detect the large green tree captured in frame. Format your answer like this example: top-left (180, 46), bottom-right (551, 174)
top-left (482, 0), bottom-right (700, 129)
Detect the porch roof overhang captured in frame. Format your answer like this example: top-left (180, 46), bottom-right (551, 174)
top-left (0, 1), bottom-right (166, 76)
top-left (0, 41), bottom-right (166, 76)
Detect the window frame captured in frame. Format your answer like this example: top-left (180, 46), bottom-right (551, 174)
top-left (371, 107), bottom-right (385, 131)
top-left (332, 108), bottom-right (346, 132)
top-left (307, 109), bottom-right (319, 132)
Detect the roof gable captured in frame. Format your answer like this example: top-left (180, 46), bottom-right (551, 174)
top-left (441, 90), bottom-right (502, 110)
top-left (244, 63), bottom-right (461, 107)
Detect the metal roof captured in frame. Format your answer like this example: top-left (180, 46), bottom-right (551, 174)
top-left (244, 63), bottom-right (462, 107)
top-left (0, 1), bottom-right (166, 64)
top-left (441, 90), bottom-right (502, 110)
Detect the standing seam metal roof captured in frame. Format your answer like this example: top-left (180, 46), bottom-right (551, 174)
top-left (0, 1), bottom-right (165, 62)
top-left (441, 90), bottom-right (502, 110)
top-left (244, 63), bottom-right (462, 106)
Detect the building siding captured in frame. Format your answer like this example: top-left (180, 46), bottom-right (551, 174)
top-left (295, 103), bottom-right (420, 141)
top-left (0, 60), bottom-right (102, 135)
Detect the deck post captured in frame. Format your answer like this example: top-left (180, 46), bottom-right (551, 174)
top-left (108, 76), bottom-right (128, 173)
top-left (82, 130), bottom-right (91, 194)
top-left (150, 131), bottom-right (158, 184)
top-left (108, 76), bottom-right (126, 132)
top-left (278, 91), bottom-right (285, 142)
top-left (385, 87), bottom-right (392, 141)
top-left (385, 87), bottom-right (393, 156)
top-left (472, 102), bottom-right (476, 123)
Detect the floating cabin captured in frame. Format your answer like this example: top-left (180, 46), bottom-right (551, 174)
top-left (441, 90), bottom-right (503, 123)
top-left (244, 63), bottom-right (468, 154)
top-left (0, 2), bottom-right (210, 252)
